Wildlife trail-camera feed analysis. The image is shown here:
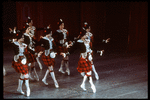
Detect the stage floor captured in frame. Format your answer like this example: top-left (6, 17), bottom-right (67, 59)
top-left (3, 47), bottom-right (148, 99)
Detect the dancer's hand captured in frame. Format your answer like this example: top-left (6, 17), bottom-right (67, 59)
top-left (9, 28), bottom-right (12, 32)
top-left (100, 50), bottom-right (104, 56)
top-left (60, 52), bottom-right (66, 58)
top-left (97, 50), bottom-right (104, 56)
top-left (40, 36), bottom-right (43, 38)
top-left (106, 38), bottom-right (110, 43)
top-left (48, 24), bottom-right (51, 28)
top-left (67, 44), bottom-right (72, 48)
top-left (14, 27), bottom-right (16, 31)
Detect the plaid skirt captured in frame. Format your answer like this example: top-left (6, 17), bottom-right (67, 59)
top-left (77, 57), bottom-right (92, 73)
top-left (12, 57), bottom-right (28, 74)
top-left (57, 46), bottom-right (68, 54)
top-left (25, 52), bottom-right (37, 63)
top-left (35, 46), bottom-right (44, 53)
top-left (42, 54), bottom-right (55, 67)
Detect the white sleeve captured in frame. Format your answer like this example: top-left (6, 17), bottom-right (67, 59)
top-left (14, 55), bottom-right (19, 62)
top-left (45, 50), bottom-right (50, 56)
top-left (102, 39), bottom-right (108, 43)
top-left (13, 29), bottom-right (16, 33)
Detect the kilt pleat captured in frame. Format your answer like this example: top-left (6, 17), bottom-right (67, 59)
top-left (12, 57), bottom-right (28, 74)
top-left (77, 57), bottom-right (92, 73)
top-left (57, 46), bottom-right (68, 54)
top-left (42, 54), bottom-right (55, 67)
top-left (25, 52), bottom-right (37, 63)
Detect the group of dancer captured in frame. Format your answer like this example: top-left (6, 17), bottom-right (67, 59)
top-left (5, 17), bottom-right (110, 96)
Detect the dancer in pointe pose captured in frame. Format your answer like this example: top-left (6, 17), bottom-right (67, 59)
top-left (52, 19), bottom-right (72, 75)
top-left (25, 17), bottom-right (43, 69)
top-left (11, 31), bottom-right (30, 96)
top-left (82, 22), bottom-right (110, 80)
top-left (38, 26), bottom-right (59, 88)
top-left (23, 25), bottom-right (39, 81)
top-left (62, 31), bottom-right (96, 93)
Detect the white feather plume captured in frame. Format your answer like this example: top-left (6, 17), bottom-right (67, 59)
top-left (60, 19), bottom-right (63, 22)
top-left (84, 22), bottom-right (88, 25)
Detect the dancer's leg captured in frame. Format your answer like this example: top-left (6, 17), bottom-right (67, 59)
top-left (81, 72), bottom-right (85, 77)
top-left (87, 71), bottom-right (96, 93)
top-left (49, 66), bottom-right (59, 88)
top-left (42, 69), bottom-right (49, 85)
top-left (92, 64), bottom-right (99, 80)
top-left (36, 57), bottom-right (42, 69)
top-left (28, 63), bottom-right (34, 80)
top-left (33, 65), bottom-right (39, 81)
top-left (59, 60), bottom-right (65, 74)
top-left (80, 72), bottom-right (87, 91)
top-left (24, 74), bottom-right (30, 96)
top-left (3, 67), bottom-right (6, 76)
top-left (30, 62), bottom-right (39, 81)
top-left (65, 58), bottom-right (70, 75)
top-left (17, 73), bottom-right (25, 95)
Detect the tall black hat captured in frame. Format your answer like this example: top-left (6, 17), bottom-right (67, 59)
top-left (43, 28), bottom-right (52, 36)
top-left (26, 17), bottom-right (32, 25)
top-left (57, 19), bottom-right (64, 26)
top-left (15, 31), bottom-right (23, 40)
top-left (79, 30), bottom-right (86, 39)
top-left (9, 30), bottom-right (22, 41)
top-left (83, 22), bottom-right (90, 30)
top-left (22, 25), bottom-right (29, 33)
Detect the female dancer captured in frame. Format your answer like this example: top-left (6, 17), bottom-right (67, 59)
top-left (83, 22), bottom-right (110, 80)
top-left (39, 27), bottom-right (59, 88)
top-left (26, 17), bottom-right (43, 69)
top-left (11, 31), bottom-right (30, 96)
top-left (62, 31), bottom-right (96, 93)
top-left (52, 19), bottom-right (72, 75)
top-left (23, 25), bottom-right (39, 81)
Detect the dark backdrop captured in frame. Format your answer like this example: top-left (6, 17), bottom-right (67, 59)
top-left (2, 1), bottom-right (148, 53)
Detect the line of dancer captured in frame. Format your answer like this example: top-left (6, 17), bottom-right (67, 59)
top-left (7, 17), bottom-right (110, 96)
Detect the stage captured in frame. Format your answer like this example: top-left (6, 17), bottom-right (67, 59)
top-left (3, 44), bottom-right (148, 99)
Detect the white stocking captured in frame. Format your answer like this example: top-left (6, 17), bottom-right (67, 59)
top-left (80, 75), bottom-right (87, 91)
top-left (92, 64), bottom-right (99, 80)
top-left (92, 64), bottom-right (97, 74)
top-left (89, 76), bottom-right (96, 93)
top-left (17, 74), bottom-right (24, 95)
top-left (43, 69), bottom-right (49, 80)
top-left (59, 60), bottom-right (65, 73)
top-left (36, 57), bottom-right (42, 69)
top-left (24, 74), bottom-right (30, 96)
top-left (60, 60), bottom-right (64, 69)
top-left (50, 72), bottom-right (59, 88)
top-left (80, 72), bottom-right (85, 77)
top-left (65, 61), bottom-right (70, 75)
top-left (25, 79), bottom-right (30, 96)
top-left (42, 69), bottom-right (49, 85)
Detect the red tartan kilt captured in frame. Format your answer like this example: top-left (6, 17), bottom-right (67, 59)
top-left (26, 52), bottom-right (37, 63)
top-left (12, 57), bottom-right (28, 74)
top-left (57, 46), bottom-right (68, 54)
top-left (42, 54), bottom-right (55, 67)
top-left (35, 46), bottom-right (44, 52)
top-left (77, 57), bottom-right (92, 73)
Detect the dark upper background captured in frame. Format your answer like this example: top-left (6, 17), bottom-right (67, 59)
top-left (2, 1), bottom-right (148, 54)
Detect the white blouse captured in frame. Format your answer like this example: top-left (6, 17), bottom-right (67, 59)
top-left (13, 41), bottom-right (27, 62)
top-left (24, 32), bottom-right (35, 51)
top-left (42, 36), bottom-right (54, 56)
top-left (56, 29), bottom-right (68, 40)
